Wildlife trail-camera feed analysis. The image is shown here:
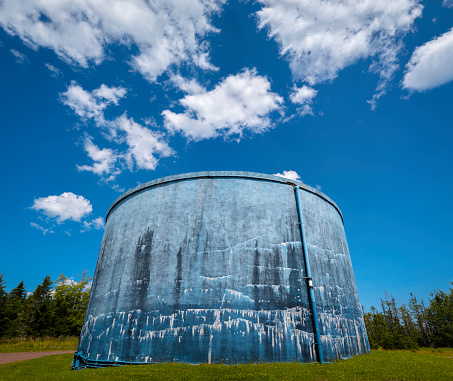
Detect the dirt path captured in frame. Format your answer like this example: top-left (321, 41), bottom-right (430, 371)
top-left (0, 351), bottom-right (74, 365)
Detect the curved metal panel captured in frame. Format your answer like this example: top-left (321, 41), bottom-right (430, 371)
top-left (74, 173), bottom-right (369, 368)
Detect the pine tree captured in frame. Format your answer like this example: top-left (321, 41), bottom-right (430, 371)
top-left (409, 293), bottom-right (430, 347)
top-left (26, 275), bottom-right (54, 337)
top-left (0, 274), bottom-right (9, 337)
top-left (5, 280), bottom-right (27, 337)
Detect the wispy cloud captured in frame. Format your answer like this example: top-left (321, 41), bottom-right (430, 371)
top-left (77, 136), bottom-right (119, 179)
top-left (10, 49), bottom-right (27, 64)
top-left (30, 222), bottom-right (55, 235)
top-left (0, 0), bottom-right (225, 81)
top-left (163, 69), bottom-right (283, 141)
top-left (256, 0), bottom-right (423, 108)
top-left (403, 28), bottom-right (453, 92)
top-left (81, 217), bottom-right (105, 232)
top-left (45, 63), bottom-right (62, 77)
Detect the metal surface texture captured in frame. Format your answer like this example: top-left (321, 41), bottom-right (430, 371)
top-left (74, 171), bottom-right (369, 369)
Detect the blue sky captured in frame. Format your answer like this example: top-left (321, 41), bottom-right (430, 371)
top-left (0, 0), bottom-right (452, 311)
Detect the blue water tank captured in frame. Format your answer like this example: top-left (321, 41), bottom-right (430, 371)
top-left (73, 171), bottom-right (369, 369)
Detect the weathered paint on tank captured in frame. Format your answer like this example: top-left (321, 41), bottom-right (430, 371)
top-left (73, 171), bottom-right (369, 368)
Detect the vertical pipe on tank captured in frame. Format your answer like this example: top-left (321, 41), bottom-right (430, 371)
top-left (293, 186), bottom-right (324, 364)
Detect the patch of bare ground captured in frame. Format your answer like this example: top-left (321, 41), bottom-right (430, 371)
top-left (0, 351), bottom-right (73, 365)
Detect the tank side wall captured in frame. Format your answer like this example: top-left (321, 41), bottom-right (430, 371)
top-left (79, 178), bottom-right (317, 364)
top-left (77, 177), bottom-right (368, 365)
top-left (300, 190), bottom-right (370, 360)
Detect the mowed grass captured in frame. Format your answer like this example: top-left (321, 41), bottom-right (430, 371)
top-left (0, 337), bottom-right (78, 353)
top-left (1, 349), bottom-right (452, 380)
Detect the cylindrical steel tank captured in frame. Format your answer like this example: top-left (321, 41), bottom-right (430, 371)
top-left (73, 171), bottom-right (369, 369)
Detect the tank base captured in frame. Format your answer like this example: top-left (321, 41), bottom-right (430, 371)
top-left (71, 352), bottom-right (149, 370)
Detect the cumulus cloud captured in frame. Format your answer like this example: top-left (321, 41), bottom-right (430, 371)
top-left (170, 74), bottom-right (205, 95)
top-left (273, 170), bottom-right (301, 182)
top-left (403, 28), bottom-right (453, 92)
top-left (256, 0), bottom-right (422, 106)
top-left (61, 83), bottom-right (174, 176)
top-left (163, 69), bottom-right (283, 141)
top-left (31, 192), bottom-right (93, 223)
top-left (289, 85), bottom-right (318, 116)
top-left (61, 82), bottom-right (126, 123)
top-left (115, 115), bottom-right (174, 171)
top-left (77, 137), bottom-right (119, 177)
top-left (93, 85), bottom-right (127, 105)
top-left (0, 0), bottom-right (225, 81)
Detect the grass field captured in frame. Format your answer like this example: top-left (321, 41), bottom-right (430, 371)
top-left (1, 349), bottom-right (452, 380)
top-left (0, 337), bottom-right (78, 353)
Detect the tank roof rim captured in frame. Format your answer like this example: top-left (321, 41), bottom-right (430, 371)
top-left (105, 171), bottom-right (344, 223)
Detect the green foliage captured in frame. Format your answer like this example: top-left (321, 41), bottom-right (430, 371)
top-left (53, 272), bottom-right (91, 336)
top-left (0, 271), bottom-right (91, 340)
top-left (364, 294), bottom-right (419, 350)
top-left (5, 281), bottom-right (27, 338)
top-left (364, 284), bottom-right (453, 350)
top-left (1, 350), bottom-right (453, 381)
top-left (0, 336), bottom-right (78, 353)
top-left (0, 274), bottom-right (9, 338)
top-left (424, 282), bottom-right (453, 348)
top-left (409, 293), bottom-right (430, 347)
top-left (26, 275), bottom-right (54, 337)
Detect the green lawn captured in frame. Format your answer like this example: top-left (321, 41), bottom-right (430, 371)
top-left (1, 350), bottom-right (452, 380)
top-left (0, 337), bottom-right (78, 353)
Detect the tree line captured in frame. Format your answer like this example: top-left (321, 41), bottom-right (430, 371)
top-left (1, 271), bottom-right (452, 350)
top-left (364, 282), bottom-right (453, 349)
top-left (0, 272), bottom-right (90, 338)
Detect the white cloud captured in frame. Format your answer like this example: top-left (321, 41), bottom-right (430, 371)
top-left (31, 192), bottom-right (93, 223)
top-left (10, 49), bottom-right (27, 63)
top-left (273, 170), bottom-right (301, 182)
top-left (61, 83), bottom-right (174, 176)
top-left (82, 216), bottom-right (105, 232)
top-left (256, 0), bottom-right (422, 105)
top-left (115, 115), bottom-right (174, 171)
top-left (0, 0), bottom-right (225, 81)
top-left (77, 137), bottom-right (119, 177)
top-left (170, 74), bottom-right (205, 95)
top-left (289, 85), bottom-right (318, 116)
top-left (403, 28), bottom-right (453, 92)
top-left (30, 222), bottom-right (55, 235)
top-left (93, 85), bottom-right (127, 105)
top-left (45, 63), bottom-right (62, 77)
top-left (61, 82), bottom-right (126, 122)
top-left (443, 0), bottom-right (453, 8)
top-left (92, 217), bottom-right (105, 229)
top-left (162, 69), bottom-right (283, 141)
